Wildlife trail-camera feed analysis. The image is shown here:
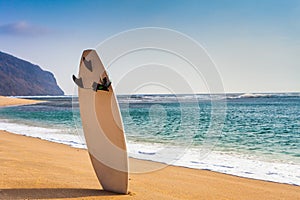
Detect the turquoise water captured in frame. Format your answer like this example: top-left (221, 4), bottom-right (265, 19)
top-left (120, 94), bottom-right (300, 163)
top-left (0, 93), bottom-right (299, 185)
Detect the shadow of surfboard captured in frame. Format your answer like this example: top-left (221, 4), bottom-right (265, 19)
top-left (0, 188), bottom-right (126, 199)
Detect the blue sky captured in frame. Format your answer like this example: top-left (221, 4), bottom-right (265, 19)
top-left (0, 0), bottom-right (299, 94)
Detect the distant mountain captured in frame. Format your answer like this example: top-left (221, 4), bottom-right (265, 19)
top-left (0, 51), bottom-right (64, 96)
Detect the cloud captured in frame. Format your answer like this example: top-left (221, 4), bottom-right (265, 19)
top-left (0, 21), bottom-right (49, 36)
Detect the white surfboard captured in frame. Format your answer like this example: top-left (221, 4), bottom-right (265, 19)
top-left (76, 49), bottom-right (128, 194)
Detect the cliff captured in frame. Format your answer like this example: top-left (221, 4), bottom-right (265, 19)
top-left (0, 51), bottom-right (64, 96)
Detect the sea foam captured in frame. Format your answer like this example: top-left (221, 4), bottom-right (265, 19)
top-left (0, 120), bottom-right (86, 149)
top-left (0, 119), bottom-right (299, 186)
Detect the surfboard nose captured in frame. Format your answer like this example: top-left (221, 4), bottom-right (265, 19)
top-left (81, 49), bottom-right (94, 58)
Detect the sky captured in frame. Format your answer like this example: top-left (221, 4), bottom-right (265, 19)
top-left (0, 0), bottom-right (299, 94)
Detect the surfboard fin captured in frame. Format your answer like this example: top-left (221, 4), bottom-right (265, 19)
top-left (83, 57), bottom-right (93, 72)
top-left (72, 75), bottom-right (84, 88)
top-left (92, 81), bottom-right (111, 92)
top-left (92, 82), bottom-right (98, 91)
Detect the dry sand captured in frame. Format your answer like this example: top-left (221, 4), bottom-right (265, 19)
top-left (0, 97), bottom-right (299, 200)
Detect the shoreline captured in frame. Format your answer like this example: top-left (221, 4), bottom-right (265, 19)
top-left (0, 96), bottom-right (300, 199)
top-left (0, 130), bottom-right (299, 200)
top-left (3, 126), bottom-right (299, 187)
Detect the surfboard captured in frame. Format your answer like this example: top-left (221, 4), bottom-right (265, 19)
top-left (76, 49), bottom-right (128, 194)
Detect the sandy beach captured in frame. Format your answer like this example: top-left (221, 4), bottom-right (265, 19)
top-left (0, 97), bottom-right (299, 200)
top-left (0, 96), bottom-right (42, 107)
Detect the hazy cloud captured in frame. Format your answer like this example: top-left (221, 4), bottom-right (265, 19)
top-left (0, 21), bottom-right (49, 36)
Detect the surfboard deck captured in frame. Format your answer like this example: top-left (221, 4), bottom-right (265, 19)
top-left (77, 49), bottom-right (128, 194)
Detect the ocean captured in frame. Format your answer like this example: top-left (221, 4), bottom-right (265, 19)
top-left (0, 93), bottom-right (299, 185)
